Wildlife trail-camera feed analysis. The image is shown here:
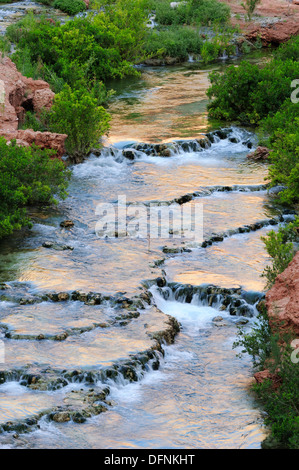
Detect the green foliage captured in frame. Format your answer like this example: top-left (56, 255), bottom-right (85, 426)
top-left (233, 305), bottom-right (273, 369)
top-left (148, 0), bottom-right (230, 26)
top-left (7, 8), bottom-right (146, 84)
top-left (48, 84), bottom-right (111, 160)
top-left (0, 138), bottom-right (70, 239)
top-left (274, 35), bottom-right (299, 62)
top-left (241, 0), bottom-right (261, 21)
top-left (259, 100), bottom-right (299, 140)
top-left (144, 26), bottom-right (203, 60)
top-left (0, 36), bottom-right (10, 56)
top-left (37, 0), bottom-right (87, 14)
top-left (261, 218), bottom-right (299, 289)
top-left (53, 0), bottom-right (87, 15)
top-left (255, 346), bottom-right (299, 449)
top-left (233, 301), bottom-right (299, 449)
top-left (267, 123), bottom-right (299, 205)
top-left (19, 111), bottom-right (48, 132)
top-left (207, 58), bottom-right (299, 124)
top-left (207, 60), bottom-right (261, 122)
top-left (207, 36), bottom-right (299, 205)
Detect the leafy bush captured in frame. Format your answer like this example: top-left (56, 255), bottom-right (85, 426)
top-left (53, 0), bottom-right (87, 15)
top-left (233, 305), bottom-right (273, 369)
top-left (274, 35), bottom-right (299, 62)
top-left (48, 84), bottom-right (111, 161)
top-left (233, 304), bottom-right (299, 449)
top-left (207, 58), bottom-right (299, 124)
top-left (241, 0), bottom-right (261, 21)
top-left (7, 9), bottom-right (146, 84)
top-left (144, 26), bottom-right (203, 60)
top-left (261, 217), bottom-right (299, 288)
top-left (0, 138), bottom-right (70, 239)
top-left (148, 0), bottom-right (230, 26)
top-left (267, 122), bottom-right (299, 205)
top-left (37, 0), bottom-right (87, 15)
top-left (259, 100), bottom-right (299, 140)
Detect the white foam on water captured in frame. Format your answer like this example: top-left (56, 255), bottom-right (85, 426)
top-left (152, 290), bottom-right (229, 334)
top-left (106, 367), bottom-right (168, 405)
top-left (72, 153), bottom-right (128, 179)
top-left (0, 381), bottom-right (28, 396)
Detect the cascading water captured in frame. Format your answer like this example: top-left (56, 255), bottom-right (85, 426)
top-left (0, 17), bottom-right (282, 447)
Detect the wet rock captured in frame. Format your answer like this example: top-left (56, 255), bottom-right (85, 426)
top-left (212, 316), bottom-right (224, 322)
top-left (254, 370), bottom-right (282, 389)
top-left (247, 146), bottom-right (269, 161)
top-left (122, 149), bottom-right (136, 160)
top-left (174, 194), bottom-right (193, 205)
top-left (60, 220), bottom-right (74, 228)
top-left (156, 277), bottom-right (166, 287)
top-left (51, 411), bottom-right (71, 423)
top-left (37, 334), bottom-right (45, 340)
top-left (234, 317), bottom-right (249, 325)
top-left (54, 332), bottom-right (68, 341)
top-left (161, 148), bottom-right (171, 157)
top-left (57, 292), bottom-right (70, 301)
top-left (242, 139), bottom-right (253, 149)
top-left (268, 185), bottom-right (286, 197)
top-left (162, 246), bottom-right (182, 254)
top-left (42, 241), bottom-right (53, 249)
top-left (214, 128), bottom-right (232, 140)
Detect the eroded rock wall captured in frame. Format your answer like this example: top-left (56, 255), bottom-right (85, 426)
top-left (0, 57), bottom-right (67, 157)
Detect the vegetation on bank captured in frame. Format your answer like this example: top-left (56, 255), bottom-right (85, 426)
top-left (207, 35), bottom-right (299, 205)
top-left (207, 33), bottom-right (299, 449)
top-left (233, 217), bottom-right (299, 448)
top-left (0, 139), bottom-right (70, 238)
top-left (1, 0), bottom-right (236, 159)
top-left (233, 300), bottom-right (299, 449)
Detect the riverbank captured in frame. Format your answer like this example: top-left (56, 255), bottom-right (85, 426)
top-left (0, 0), bottom-right (298, 450)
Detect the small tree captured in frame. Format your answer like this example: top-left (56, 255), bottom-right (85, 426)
top-left (49, 84), bottom-right (111, 162)
top-left (241, 0), bottom-right (261, 21)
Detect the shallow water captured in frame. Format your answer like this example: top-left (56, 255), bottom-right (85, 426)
top-left (0, 50), bottom-right (277, 447)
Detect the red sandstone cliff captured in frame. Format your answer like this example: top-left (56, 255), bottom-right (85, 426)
top-left (266, 251), bottom-right (299, 338)
top-left (254, 251), bottom-right (299, 385)
top-left (219, 0), bottom-right (299, 45)
top-left (0, 57), bottom-right (67, 157)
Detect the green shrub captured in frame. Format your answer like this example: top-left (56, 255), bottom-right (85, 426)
top-left (149, 0), bottom-right (230, 26)
top-left (0, 138), bottom-right (70, 239)
top-left (145, 26), bottom-right (203, 59)
top-left (48, 84), bottom-right (111, 161)
top-left (233, 305), bottom-right (273, 369)
top-left (274, 35), bottom-right (299, 62)
top-left (268, 125), bottom-right (299, 205)
top-left (53, 0), bottom-right (87, 15)
top-left (241, 0), bottom-right (261, 21)
top-left (207, 58), bottom-right (299, 124)
top-left (259, 100), bottom-right (299, 141)
top-left (191, 0), bottom-right (230, 25)
top-left (38, 0), bottom-right (87, 15)
top-left (8, 10), bottom-right (145, 84)
top-left (261, 217), bottom-right (299, 289)
top-left (233, 301), bottom-right (299, 449)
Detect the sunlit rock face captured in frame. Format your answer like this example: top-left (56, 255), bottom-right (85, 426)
top-left (266, 251), bottom-right (299, 338)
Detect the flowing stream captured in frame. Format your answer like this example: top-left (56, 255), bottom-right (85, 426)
top-left (0, 3), bottom-right (286, 449)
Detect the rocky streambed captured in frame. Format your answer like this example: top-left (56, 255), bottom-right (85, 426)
top-left (0, 14), bottom-right (291, 446)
